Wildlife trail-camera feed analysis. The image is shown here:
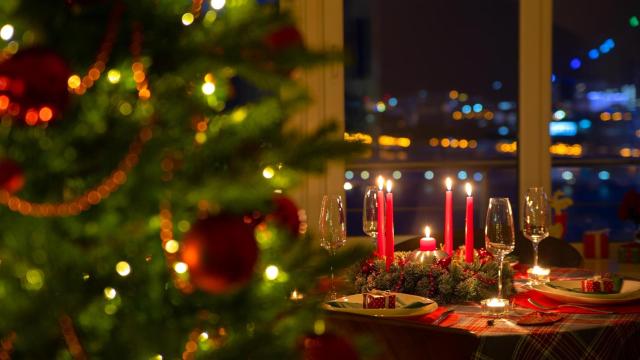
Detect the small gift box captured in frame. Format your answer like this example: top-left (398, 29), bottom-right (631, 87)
top-left (618, 242), bottom-right (640, 263)
top-left (580, 275), bottom-right (621, 293)
top-left (583, 229), bottom-right (609, 259)
top-left (362, 290), bottom-right (396, 309)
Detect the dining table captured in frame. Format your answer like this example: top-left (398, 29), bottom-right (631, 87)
top-left (325, 266), bottom-right (640, 360)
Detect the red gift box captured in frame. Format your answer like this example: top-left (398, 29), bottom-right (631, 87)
top-left (583, 229), bottom-right (609, 259)
top-left (581, 277), bottom-right (613, 293)
top-left (362, 290), bottom-right (396, 309)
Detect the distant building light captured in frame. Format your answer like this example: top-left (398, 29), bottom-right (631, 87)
top-left (569, 58), bottom-right (581, 70)
top-left (345, 171), bottom-right (354, 180)
top-left (498, 126), bottom-right (509, 136)
top-left (418, 90), bottom-right (428, 98)
top-left (551, 73), bottom-right (557, 83)
top-left (360, 171), bottom-right (370, 180)
top-left (472, 103), bottom-right (483, 112)
top-left (598, 170), bottom-right (610, 181)
top-left (473, 172), bottom-right (483, 182)
top-left (343, 181), bottom-right (353, 190)
top-left (492, 81), bottom-right (503, 90)
top-left (424, 171), bottom-right (434, 180)
top-left (549, 121), bottom-right (578, 136)
top-left (392, 170), bottom-right (402, 180)
top-left (578, 119), bottom-right (592, 129)
top-left (588, 49), bottom-right (600, 60)
top-left (561, 171), bottom-right (574, 181)
top-left (552, 110), bottom-right (566, 120)
top-left (457, 170), bottom-right (468, 180)
top-left (498, 101), bottom-right (513, 111)
top-left (375, 101), bottom-right (386, 112)
top-left (630, 16), bottom-right (640, 28)
top-left (388, 97), bottom-right (398, 107)
top-left (449, 90), bottom-right (459, 100)
top-left (462, 105), bottom-right (472, 114)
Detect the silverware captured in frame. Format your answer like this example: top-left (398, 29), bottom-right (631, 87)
top-left (527, 298), bottom-right (613, 314)
top-left (432, 309), bottom-right (455, 325)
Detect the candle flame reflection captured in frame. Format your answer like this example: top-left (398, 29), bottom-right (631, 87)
top-left (424, 226), bottom-right (431, 238)
top-left (386, 179), bottom-right (393, 192)
top-left (445, 177), bottom-right (453, 191)
top-left (377, 175), bottom-right (385, 191)
top-left (465, 182), bottom-right (472, 196)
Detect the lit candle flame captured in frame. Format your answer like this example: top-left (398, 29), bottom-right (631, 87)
top-left (465, 182), bottom-right (472, 196)
top-left (386, 179), bottom-right (393, 192)
top-left (424, 226), bottom-right (431, 238)
top-left (290, 289), bottom-right (304, 300)
top-left (377, 175), bottom-right (385, 191)
top-left (445, 177), bottom-right (452, 191)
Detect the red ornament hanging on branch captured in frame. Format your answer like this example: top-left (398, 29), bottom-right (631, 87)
top-left (265, 195), bottom-right (302, 237)
top-left (181, 214), bottom-right (259, 294)
top-left (0, 47), bottom-right (71, 126)
top-left (0, 158), bottom-right (24, 194)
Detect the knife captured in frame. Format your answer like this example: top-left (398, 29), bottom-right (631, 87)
top-left (432, 309), bottom-right (455, 326)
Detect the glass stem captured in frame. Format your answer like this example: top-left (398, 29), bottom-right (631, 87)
top-left (497, 255), bottom-right (504, 299)
top-left (330, 252), bottom-right (336, 300)
top-left (532, 242), bottom-right (539, 268)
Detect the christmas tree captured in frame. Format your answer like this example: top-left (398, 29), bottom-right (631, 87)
top-left (0, 1), bottom-right (367, 358)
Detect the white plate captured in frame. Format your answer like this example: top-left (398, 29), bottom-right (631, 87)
top-left (532, 279), bottom-right (640, 305)
top-left (323, 293), bottom-right (438, 317)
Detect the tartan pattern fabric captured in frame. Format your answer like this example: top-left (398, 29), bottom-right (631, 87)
top-left (414, 267), bottom-right (640, 359)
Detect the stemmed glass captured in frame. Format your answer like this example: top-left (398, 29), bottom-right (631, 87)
top-left (522, 187), bottom-right (551, 269)
top-left (485, 198), bottom-right (515, 300)
top-left (362, 186), bottom-right (379, 243)
top-left (319, 194), bottom-right (347, 300)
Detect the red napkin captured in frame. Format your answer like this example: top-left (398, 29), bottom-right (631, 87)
top-left (514, 290), bottom-right (640, 314)
top-left (411, 307), bottom-right (459, 327)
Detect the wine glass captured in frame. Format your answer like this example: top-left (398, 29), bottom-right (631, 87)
top-left (319, 194), bottom-right (347, 300)
top-left (485, 198), bottom-right (515, 299)
top-left (362, 186), bottom-right (379, 242)
top-left (522, 187), bottom-right (551, 269)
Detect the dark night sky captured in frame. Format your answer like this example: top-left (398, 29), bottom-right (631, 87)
top-left (346, 0), bottom-right (640, 99)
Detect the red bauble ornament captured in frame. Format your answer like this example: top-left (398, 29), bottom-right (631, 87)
top-left (181, 214), bottom-right (259, 294)
top-left (0, 47), bottom-right (71, 125)
top-left (436, 256), bottom-right (452, 269)
top-left (0, 158), bottom-right (24, 193)
top-left (263, 25), bottom-right (304, 52)
top-left (301, 333), bottom-right (359, 360)
top-left (266, 195), bottom-right (301, 237)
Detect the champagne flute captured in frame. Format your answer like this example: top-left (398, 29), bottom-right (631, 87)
top-left (362, 186), bottom-right (379, 242)
top-left (485, 198), bottom-right (515, 299)
top-left (522, 187), bottom-right (551, 269)
top-left (319, 194), bottom-right (347, 300)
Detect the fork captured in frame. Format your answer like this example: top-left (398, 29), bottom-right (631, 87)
top-left (527, 298), bottom-right (613, 314)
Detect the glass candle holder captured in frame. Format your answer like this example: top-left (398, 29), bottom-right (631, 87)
top-left (481, 297), bottom-right (510, 316)
top-left (527, 265), bottom-right (550, 285)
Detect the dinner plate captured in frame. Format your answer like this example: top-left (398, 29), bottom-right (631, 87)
top-left (531, 279), bottom-right (640, 305)
top-left (323, 292), bottom-right (438, 317)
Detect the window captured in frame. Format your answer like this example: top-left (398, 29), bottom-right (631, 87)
top-left (551, 0), bottom-right (640, 242)
top-left (343, 0), bottom-right (519, 237)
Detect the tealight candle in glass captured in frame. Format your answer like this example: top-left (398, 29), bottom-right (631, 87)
top-left (527, 265), bottom-right (550, 284)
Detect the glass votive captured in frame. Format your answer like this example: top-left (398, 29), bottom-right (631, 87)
top-left (527, 266), bottom-right (550, 284)
top-left (481, 297), bottom-right (510, 316)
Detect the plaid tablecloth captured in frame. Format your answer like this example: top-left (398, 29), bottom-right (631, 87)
top-left (411, 268), bottom-right (640, 360)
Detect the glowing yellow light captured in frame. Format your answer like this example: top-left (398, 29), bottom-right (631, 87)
top-left (199, 332), bottom-right (209, 342)
top-left (441, 138), bottom-right (450, 148)
top-left (25, 269), bottom-right (44, 289)
top-left (210, 0), bottom-right (226, 10)
top-left (600, 112), bottom-right (611, 121)
top-left (164, 239), bottom-right (179, 253)
top-left (104, 287), bottom-right (117, 300)
top-left (376, 101), bottom-right (386, 112)
top-left (265, 265), bottom-right (279, 280)
top-left (119, 102), bottom-right (133, 116)
top-left (344, 132), bottom-right (373, 144)
top-left (0, 24), bottom-right (14, 41)
top-left (202, 82), bottom-right (216, 95)
top-left (450, 139), bottom-right (459, 148)
top-left (151, 355), bottom-right (163, 360)
top-left (343, 181), bottom-right (353, 190)
top-left (620, 148), bottom-right (631, 157)
top-left (377, 175), bottom-right (385, 191)
top-left (397, 137), bottom-right (411, 147)
top-left (39, 107), bottom-right (53, 122)
top-left (174, 262), bottom-right (188, 274)
top-left (107, 69), bottom-right (121, 84)
top-left (459, 139), bottom-right (468, 149)
top-left (465, 183), bottom-right (472, 196)
top-left (449, 90), bottom-right (459, 100)
top-left (232, 108), bottom-right (247, 122)
top-left (195, 132), bottom-right (207, 144)
top-left (115, 261), bottom-right (131, 277)
top-left (182, 13), bottom-right (195, 26)
top-left (452, 111), bottom-right (463, 120)
top-left (204, 10), bottom-right (218, 24)
top-left (262, 166), bottom-right (275, 179)
top-left (458, 93), bottom-right (468, 102)
top-left (469, 140), bottom-right (478, 149)
top-left (612, 112), bottom-right (622, 121)
top-left (313, 319), bottom-right (326, 335)
top-left (429, 138), bottom-right (439, 147)
top-left (484, 111), bottom-right (494, 120)
top-left (67, 75), bottom-right (82, 89)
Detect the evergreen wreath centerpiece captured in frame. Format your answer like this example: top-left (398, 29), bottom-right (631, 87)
top-left (349, 247), bottom-right (513, 304)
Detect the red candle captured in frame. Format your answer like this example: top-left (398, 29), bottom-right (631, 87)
top-left (376, 176), bottom-right (386, 259)
top-left (465, 183), bottom-right (474, 263)
top-left (385, 179), bottom-right (395, 271)
top-left (420, 226), bottom-right (436, 251)
top-left (444, 177), bottom-right (453, 256)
